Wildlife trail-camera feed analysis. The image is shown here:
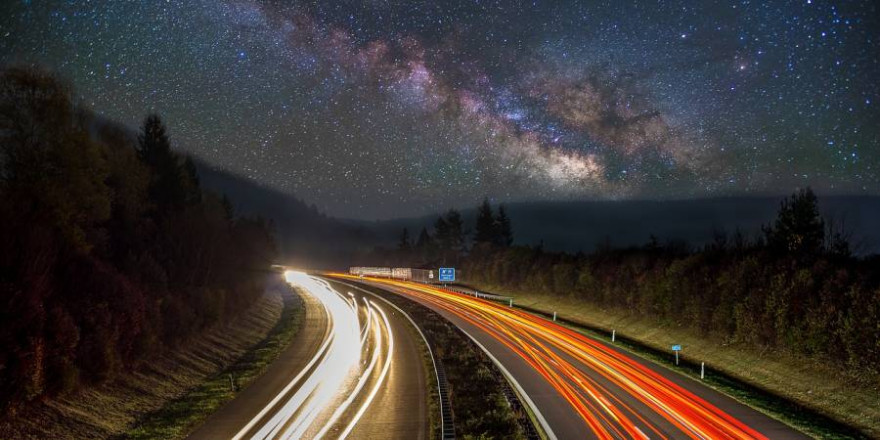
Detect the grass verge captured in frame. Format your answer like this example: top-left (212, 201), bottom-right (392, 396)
top-left (121, 288), bottom-right (304, 439)
top-left (466, 283), bottom-right (876, 439)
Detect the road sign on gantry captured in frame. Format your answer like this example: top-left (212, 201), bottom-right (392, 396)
top-left (438, 267), bottom-right (455, 282)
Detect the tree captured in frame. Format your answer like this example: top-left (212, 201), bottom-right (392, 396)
top-left (0, 67), bottom-right (278, 410)
top-left (137, 114), bottom-right (187, 212)
top-left (182, 156), bottom-right (201, 205)
top-left (434, 210), bottom-right (465, 264)
top-left (434, 215), bottom-right (450, 250)
top-left (221, 194), bottom-right (235, 220)
top-left (416, 227), bottom-right (431, 249)
top-left (445, 209), bottom-right (466, 255)
top-left (398, 227), bottom-right (411, 251)
top-left (496, 204), bottom-right (513, 247)
top-left (825, 214), bottom-right (852, 258)
top-left (137, 114), bottom-right (171, 168)
top-left (764, 188), bottom-right (825, 257)
top-left (414, 226), bottom-right (433, 265)
top-left (474, 197), bottom-right (496, 245)
top-left (0, 66), bottom-right (110, 253)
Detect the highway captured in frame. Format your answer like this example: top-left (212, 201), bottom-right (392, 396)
top-left (190, 272), bottom-right (428, 440)
top-left (331, 274), bottom-right (808, 440)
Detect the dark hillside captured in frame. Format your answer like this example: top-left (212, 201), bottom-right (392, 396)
top-left (194, 163), bottom-right (377, 269)
top-left (0, 67), bottom-right (275, 414)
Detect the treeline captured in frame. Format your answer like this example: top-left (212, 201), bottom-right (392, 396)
top-left (0, 67), bottom-right (276, 413)
top-left (462, 189), bottom-right (880, 375)
top-left (388, 198), bottom-right (514, 267)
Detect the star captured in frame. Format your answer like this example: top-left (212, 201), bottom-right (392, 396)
top-left (0, 0), bottom-right (875, 218)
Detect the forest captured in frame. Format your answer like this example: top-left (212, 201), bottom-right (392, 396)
top-left (0, 67), bottom-right (276, 414)
top-left (388, 192), bottom-right (880, 378)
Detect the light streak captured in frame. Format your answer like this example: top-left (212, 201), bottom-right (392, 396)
top-left (330, 273), bottom-right (769, 440)
top-left (338, 301), bottom-right (395, 440)
top-left (233, 272), bottom-right (395, 440)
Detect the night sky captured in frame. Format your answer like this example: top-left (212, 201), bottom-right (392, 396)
top-left (1, 1), bottom-right (878, 219)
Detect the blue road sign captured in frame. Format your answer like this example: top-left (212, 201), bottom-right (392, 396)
top-left (671, 344), bottom-right (682, 351)
top-left (438, 267), bottom-right (455, 282)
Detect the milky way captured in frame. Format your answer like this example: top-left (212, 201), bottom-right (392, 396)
top-left (1, 1), bottom-right (877, 218)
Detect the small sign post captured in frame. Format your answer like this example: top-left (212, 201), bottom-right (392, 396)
top-left (438, 267), bottom-right (455, 284)
top-left (671, 344), bottom-right (682, 365)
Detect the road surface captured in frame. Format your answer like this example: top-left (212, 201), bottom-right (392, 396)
top-left (332, 274), bottom-right (807, 440)
top-left (189, 272), bottom-right (429, 440)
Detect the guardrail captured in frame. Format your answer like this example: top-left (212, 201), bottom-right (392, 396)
top-left (443, 286), bottom-right (512, 303)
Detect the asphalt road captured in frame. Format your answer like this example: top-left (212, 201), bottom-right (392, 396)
top-left (336, 275), bottom-right (808, 440)
top-left (189, 273), bottom-right (429, 440)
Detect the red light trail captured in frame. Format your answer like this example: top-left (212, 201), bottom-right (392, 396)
top-left (331, 274), bottom-right (768, 440)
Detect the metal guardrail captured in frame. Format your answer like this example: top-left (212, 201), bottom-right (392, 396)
top-left (499, 381), bottom-right (541, 439)
top-left (434, 361), bottom-right (456, 440)
top-left (444, 286), bottom-right (512, 303)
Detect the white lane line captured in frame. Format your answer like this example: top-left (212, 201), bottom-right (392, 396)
top-left (238, 272), bottom-right (363, 440)
top-left (455, 323), bottom-right (559, 440)
top-left (262, 278), bottom-right (362, 440)
top-left (312, 300), bottom-right (387, 440)
top-left (338, 300), bottom-right (396, 440)
top-left (231, 295), bottom-right (333, 439)
top-left (330, 279), bottom-right (447, 440)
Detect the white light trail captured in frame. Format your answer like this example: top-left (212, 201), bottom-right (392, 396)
top-left (234, 271), bottom-right (395, 440)
top-left (338, 302), bottom-right (395, 440)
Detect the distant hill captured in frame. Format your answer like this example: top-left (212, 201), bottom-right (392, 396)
top-left (367, 197), bottom-right (880, 256)
top-left (194, 161), bottom-right (377, 268)
top-left (192, 163), bottom-right (880, 260)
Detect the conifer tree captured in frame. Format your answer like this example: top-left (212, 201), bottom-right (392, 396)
top-left (496, 204), bottom-right (513, 247)
top-left (474, 197), bottom-right (496, 245)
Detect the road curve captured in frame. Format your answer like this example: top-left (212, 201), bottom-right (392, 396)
top-left (189, 272), bottom-right (428, 440)
top-left (333, 274), bottom-right (808, 440)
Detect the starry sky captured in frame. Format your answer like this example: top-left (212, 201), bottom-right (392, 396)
top-left (1, 1), bottom-right (878, 219)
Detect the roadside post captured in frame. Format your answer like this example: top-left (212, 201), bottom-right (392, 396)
top-left (611, 329), bottom-right (616, 342)
top-left (509, 298), bottom-right (513, 307)
top-left (553, 311), bottom-right (557, 321)
top-left (701, 362), bottom-right (705, 379)
top-left (672, 344), bottom-right (681, 365)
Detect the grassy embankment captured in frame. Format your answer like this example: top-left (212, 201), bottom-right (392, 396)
top-left (467, 282), bottom-right (877, 439)
top-left (0, 282), bottom-right (298, 440)
top-left (124, 285), bottom-right (304, 439)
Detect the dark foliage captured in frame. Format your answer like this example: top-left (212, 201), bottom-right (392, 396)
top-left (462, 190), bottom-right (880, 377)
top-left (497, 204), bottom-right (513, 247)
top-left (0, 67), bottom-right (276, 413)
top-left (473, 198), bottom-right (496, 245)
top-left (398, 227), bottom-right (411, 251)
top-left (474, 197), bottom-right (513, 249)
top-left (368, 201), bottom-right (516, 269)
top-left (763, 188), bottom-right (825, 258)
